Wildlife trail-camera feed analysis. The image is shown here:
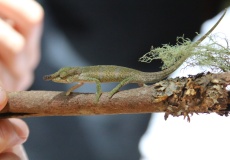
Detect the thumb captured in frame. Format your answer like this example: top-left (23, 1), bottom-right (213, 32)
top-left (0, 83), bottom-right (8, 111)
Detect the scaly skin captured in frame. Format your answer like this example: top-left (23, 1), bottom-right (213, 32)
top-left (43, 9), bottom-right (226, 102)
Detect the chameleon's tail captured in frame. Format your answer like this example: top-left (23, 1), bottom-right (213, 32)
top-left (158, 8), bottom-right (227, 78)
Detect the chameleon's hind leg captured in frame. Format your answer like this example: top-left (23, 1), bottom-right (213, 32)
top-left (66, 82), bottom-right (84, 95)
top-left (109, 77), bottom-right (134, 98)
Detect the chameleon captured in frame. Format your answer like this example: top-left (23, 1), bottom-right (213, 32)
top-left (43, 9), bottom-right (226, 102)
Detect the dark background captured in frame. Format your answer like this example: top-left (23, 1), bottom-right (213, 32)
top-left (24, 0), bottom-right (225, 159)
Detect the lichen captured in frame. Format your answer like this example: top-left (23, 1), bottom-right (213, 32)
top-left (139, 34), bottom-right (230, 72)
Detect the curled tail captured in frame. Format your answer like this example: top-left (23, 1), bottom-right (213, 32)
top-left (159, 9), bottom-right (227, 77)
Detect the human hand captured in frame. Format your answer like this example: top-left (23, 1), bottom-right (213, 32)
top-left (0, 0), bottom-right (44, 91)
top-left (0, 0), bottom-right (44, 159)
top-left (0, 87), bottom-right (29, 160)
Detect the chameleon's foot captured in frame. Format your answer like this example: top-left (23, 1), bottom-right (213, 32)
top-left (66, 82), bottom-right (84, 96)
top-left (66, 91), bottom-right (71, 96)
top-left (95, 92), bottom-right (102, 102)
top-left (108, 87), bottom-right (121, 99)
top-left (108, 91), bottom-right (116, 99)
top-left (108, 77), bottom-right (133, 99)
top-left (143, 84), bottom-right (148, 87)
top-left (138, 83), bottom-right (147, 87)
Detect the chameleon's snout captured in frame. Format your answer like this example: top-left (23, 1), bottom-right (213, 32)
top-left (43, 75), bottom-right (52, 81)
top-left (43, 74), bottom-right (70, 83)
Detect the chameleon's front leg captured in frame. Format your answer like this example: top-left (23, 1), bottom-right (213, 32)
top-left (66, 82), bottom-right (84, 95)
top-left (94, 80), bottom-right (102, 102)
top-left (79, 77), bottom-right (102, 102)
top-left (109, 77), bottom-right (134, 98)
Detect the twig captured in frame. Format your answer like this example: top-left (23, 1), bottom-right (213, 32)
top-left (1, 72), bottom-right (230, 121)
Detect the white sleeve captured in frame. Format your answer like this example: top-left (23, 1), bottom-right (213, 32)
top-left (139, 8), bottom-right (230, 160)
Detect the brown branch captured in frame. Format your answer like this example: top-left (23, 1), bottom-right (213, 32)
top-left (1, 72), bottom-right (230, 121)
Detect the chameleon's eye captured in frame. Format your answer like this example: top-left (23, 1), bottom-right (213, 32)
top-left (60, 72), bottom-right (67, 78)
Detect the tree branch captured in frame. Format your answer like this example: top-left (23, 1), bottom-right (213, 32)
top-left (1, 72), bottom-right (230, 121)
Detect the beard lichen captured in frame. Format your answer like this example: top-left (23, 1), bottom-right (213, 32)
top-left (139, 34), bottom-right (230, 73)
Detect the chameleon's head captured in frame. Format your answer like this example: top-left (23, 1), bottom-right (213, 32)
top-left (43, 67), bottom-right (81, 83)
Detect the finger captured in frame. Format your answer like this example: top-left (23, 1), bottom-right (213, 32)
top-left (0, 0), bottom-right (43, 72)
top-left (0, 119), bottom-right (29, 153)
top-left (24, 37), bottom-right (41, 72)
top-left (3, 145), bottom-right (29, 160)
top-left (1, 122), bottom-right (29, 160)
top-left (8, 119), bottom-right (29, 143)
top-left (0, 84), bottom-right (8, 111)
top-left (0, 0), bottom-right (44, 38)
top-left (11, 145), bottom-right (28, 160)
top-left (15, 71), bottom-right (34, 91)
top-left (0, 18), bottom-right (25, 55)
top-left (0, 62), bottom-right (18, 91)
top-left (0, 18), bottom-right (27, 77)
top-left (0, 19), bottom-right (37, 83)
top-left (0, 60), bottom-right (32, 91)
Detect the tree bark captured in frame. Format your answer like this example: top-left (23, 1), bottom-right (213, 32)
top-left (1, 72), bottom-right (230, 121)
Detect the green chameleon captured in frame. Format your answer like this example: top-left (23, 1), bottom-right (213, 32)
top-left (43, 10), bottom-right (226, 102)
